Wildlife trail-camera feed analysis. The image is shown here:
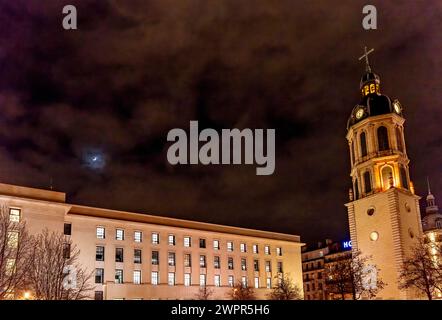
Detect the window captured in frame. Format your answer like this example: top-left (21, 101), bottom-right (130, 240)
top-left (95, 268), bottom-right (104, 284)
top-left (168, 234), bottom-right (176, 246)
top-left (253, 244), bottom-right (259, 254)
top-left (227, 241), bottom-right (234, 252)
top-left (277, 262), bottom-right (283, 273)
top-left (184, 236), bottom-right (191, 247)
top-left (266, 277), bottom-right (272, 289)
top-left (134, 231), bottom-right (142, 243)
top-left (151, 251), bottom-right (159, 265)
top-left (199, 238), bottom-right (206, 248)
top-left (184, 273), bottom-right (191, 286)
top-left (354, 178), bottom-right (359, 200)
top-left (264, 245), bottom-right (270, 255)
top-left (254, 259), bottom-right (259, 272)
top-left (396, 127), bottom-right (404, 152)
top-left (168, 272), bottom-right (175, 286)
top-left (115, 269), bottom-right (123, 284)
top-left (364, 171), bottom-right (372, 193)
top-left (116, 229), bottom-right (124, 241)
top-left (96, 246), bottom-right (105, 261)
top-left (228, 257), bottom-right (234, 270)
top-left (213, 240), bottom-right (220, 250)
top-left (64, 223), bottom-right (72, 235)
top-left (400, 166), bottom-right (409, 190)
top-left (152, 232), bottom-right (159, 244)
top-left (200, 255), bottom-right (206, 268)
top-left (168, 252), bottom-right (176, 266)
top-left (184, 253), bottom-right (192, 267)
top-left (7, 231), bottom-right (18, 248)
top-left (276, 247), bottom-right (282, 256)
top-left (115, 248), bottom-right (124, 262)
top-left (134, 249), bottom-right (142, 264)
top-left (381, 166), bottom-right (393, 190)
top-left (214, 275), bottom-right (221, 287)
top-left (241, 258), bottom-right (247, 271)
top-left (94, 291), bottom-right (103, 300)
top-left (214, 256), bottom-right (220, 269)
top-left (199, 274), bottom-right (206, 287)
top-left (351, 141), bottom-right (355, 165)
top-left (228, 275), bottom-right (234, 287)
top-left (265, 261), bottom-right (271, 272)
top-left (133, 270), bottom-right (141, 284)
top-left (96, 227), bottom-right (105, 239)
top-left (254, 277), bottom-right (259, 289)
top-left (241, 276), bottom-right (247, 288)
top-left (9, 208), bottom-right (20, 222)
top-left (151, 272), bottom-right (159, 285)
top-left (377, 126), bottom-right (390, 151)
top-left (63, 243), bottom-right (71, 259)
top-left (240, 243), bottom-right (247, 253)
top-left (360, 131), bottom-right (367, 157)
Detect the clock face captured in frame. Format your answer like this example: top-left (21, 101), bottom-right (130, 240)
top-left (355, 108), bottom-right (364, 119)
top-left (393, 100), bottom-right (402, 114)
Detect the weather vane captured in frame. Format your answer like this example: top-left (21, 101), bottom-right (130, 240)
top-left (359, 46), bottom-right (374, 72)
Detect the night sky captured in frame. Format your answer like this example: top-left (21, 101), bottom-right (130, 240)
top-left (0, 1), bottom-right (441, 245)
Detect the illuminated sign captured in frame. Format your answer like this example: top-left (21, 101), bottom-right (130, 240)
top-left (342, 240), bottom-right (352, 249)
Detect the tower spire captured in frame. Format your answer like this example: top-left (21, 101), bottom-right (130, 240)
top-left (427, 176), bottom-right (432, 195)
top-left (358, 46), bottom-right (374, 73)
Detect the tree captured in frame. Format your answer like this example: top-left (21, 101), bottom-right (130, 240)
top-left (227, 281), bottom-right (256, 300)
top-left (0, 205), bottom-right (33, 299)
top-left (28, 229), bottom-right (93, 300)
top-left (267, 273), bottom-right (302, 300)
top-left (399, 237), bottom-right (442, 300)
top-left (324, 250), bottom-right (385, 300)
top-left (195, 286), bottom-right (213, 300)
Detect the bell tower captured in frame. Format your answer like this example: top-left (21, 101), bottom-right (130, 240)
top-left (345, 47), bottom-right (423, 299)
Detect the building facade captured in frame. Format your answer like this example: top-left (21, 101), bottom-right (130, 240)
top-left (345, 50), bottom-right (423, 299)
top-left (0, 182), bottom-right (303, 300)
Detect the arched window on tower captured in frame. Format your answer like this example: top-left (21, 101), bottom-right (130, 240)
top-left (360, 132), bottom-right (367, 157)
top-left (377, 126), bottom-right (390, 151)
top-left (396, 127), bottom-right (404, 153)
top-left (363, 171), bottom-right (372, 194)
top-left (381, 166), bottom-right (394, 190)
top-left (400, 166), bottom-right (409, 190)
top-left (354, 178), bottom-right (359, 200)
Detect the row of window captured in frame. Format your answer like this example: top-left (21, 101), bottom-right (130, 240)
top-left (97, 246), bottom-right (283, 272)
top-left (95, 227), bottom-right (282, 255)
top-left (305, 282), bottom-right (323, 292)
top-left (95, 268), bottom-right (273, 289)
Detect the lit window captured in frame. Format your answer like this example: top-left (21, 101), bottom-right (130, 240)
top-left (133, 270), bottom-right (141, 284)
top-left (213, 240), bottom-right (220, 250)
top-left (168, 235), bottom-right (176, 246)
top-left (95, 268), bottom-right (104, 284)
top-left (264, 246), bottom-right (270, 255)
top-left (276, 247), bottom-right (282, 256)
top-left (240, 243), bottom-right (247, 253)
top-left (116, 229), bottom-right (124, 241)
top-left (6, 259), bottom-right (15, 275)
top-left (214, 256), bottom-right (220, 269)
top-left (96, 246), bottom-right (105, 261)
top-left (184, 253), bottom-right (192, 267)
top-left (241, 276), bottom-right (247, 288)
top-left (134, 249), bottom-right (142, 264)
top-left (184, 273), bottom-right (191, 286)
top-left (253, 244), bottom-right (259, 254)
top-left (199, 274), bottom-right (206, 287)
top-left (184, 236), bottom-right (191, 247)
top-left (214, 275), bottom-right (221, 287)
top-left (266, 277), bottom-right (272, 289)
top-left (9, 208), bottom-right (20, 222)
top-left (227, 241), bottom-right (234, 252)
top-left (265, 261), bottom-right (271, 272)
top-left (151, 272), bottom-right (159, 285)
top-left (168, 252), bottom-right (176, 266)
top-left (151, 251), bottom-right (159, 265)
top-left (134, 231), bottom-right (142, 243)
top-left (96, 227), bottom-right (105, 239)
top-left (228, 275), bottom-right (234, 287)
top-left (7, 231), bottom-right (19, 248)
top-left (228, 257), bottom-right (234, 270)
top-left (254, 277), bottom-right (259, 289)
top-left (152, 233), bottom-right (159, 244)
top-left (168, 272), bottom-right (175, 286)
top-left (115, 269), bottom-right (123, 284)
top-left (254, 259), bottom-right (259, 272)
top-left (200, 255), bottom-right (206, 268)
top-left (241, 258), bottom-right (247, 271)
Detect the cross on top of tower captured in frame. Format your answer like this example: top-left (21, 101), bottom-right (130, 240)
top-left (358, 46), bottom-right (374, 73)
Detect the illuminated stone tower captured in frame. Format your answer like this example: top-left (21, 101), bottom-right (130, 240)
top-left (345, 48), bottom-right (423, 299)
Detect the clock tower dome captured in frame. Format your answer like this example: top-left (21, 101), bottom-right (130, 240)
top-left (345, 48), bottom-right (423, 299)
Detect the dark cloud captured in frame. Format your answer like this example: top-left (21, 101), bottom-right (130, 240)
top-left (0, 0), bottom-right (441, 245)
